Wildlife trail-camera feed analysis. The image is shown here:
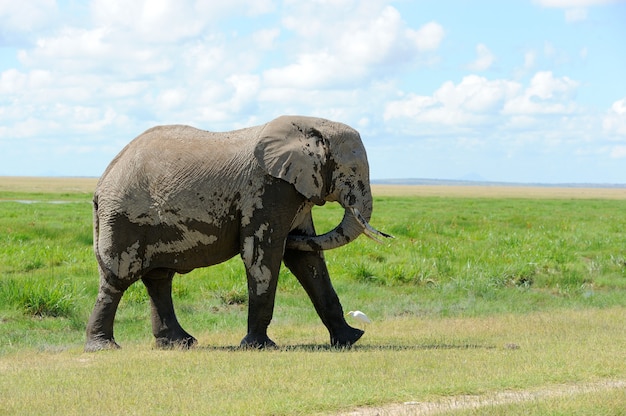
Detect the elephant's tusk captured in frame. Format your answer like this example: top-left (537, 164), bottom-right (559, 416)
top-left (350, 208), bottom-right (394, 243)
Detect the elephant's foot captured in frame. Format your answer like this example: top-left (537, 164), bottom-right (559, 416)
top-left (84, 336), bottom-right (121, 352)
top-left (240, 333), bottom-right (278, 349)
top-left (155, 335), bottom-right (197, 350)
top-left (330, 326), bottom-right (364, 348)
top-left (154, 330), bottom-right (197, 350)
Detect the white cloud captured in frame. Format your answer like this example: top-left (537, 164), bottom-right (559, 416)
top-left (226, 74), bottom-right (261, 112)
top-left (384, 75), bottom-right (520, 126)
top-left (384, 71), bottom-right (581, 135)
top-left (253, 28), bottom-right (281, 49)
top-left (565, 8), bottom-right (588, 21)
top-left (467, 43), bottom-right (495, 71)
top-left (524, 51), bottom-right (537, 69)
top-left (338, 6), bottom-right (405, 66)
top-left (104, 81), bottom-right (150, 99)
top-left (603, 98), bottom-right (626, 136)
top-left (156, 89), bottom-right (187, 111)
top-left (18, 26), bottom-right (176, 77)
top-left (1, 68), bottom-right (25, 87)
top-left (20, 27), bottom-right (111, 67)
top-left (197, 0), bottom-right (276, 16)
top-left (182, 39), bottom-right (226, 75)
top-left (90, 0), bottom-right (275, 44)
top-left (0, 0), bottom-right (57, 35)
top-left (610, 98), bottom-right (626, 115)
top-left (533, 0), bottom-right (619, 6)
top-left (270, 3), bottom-right (444, 89)
top-left (2, 0), bottom-right (446, 143)
top-left (263, 51), bottom-right (348, 89)
top-left (91, 0), bottom-right (206, 43)
top-left (503, 71), bottom-right (579, 115)
top-left (610, 146), bottom-right (626, 158)
top-left (533, 0), bottom-right (621, 23)
top-left (514, 49), bottom-right (537, 78)
top-left (407, 21), bottom-right (445, 52)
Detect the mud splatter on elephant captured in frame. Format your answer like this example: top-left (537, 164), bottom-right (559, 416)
top-left (85, 115), bottom-right (391, 352)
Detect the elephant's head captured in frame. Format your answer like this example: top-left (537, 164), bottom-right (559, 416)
top-left (255, 115), bottom-right (392, 251)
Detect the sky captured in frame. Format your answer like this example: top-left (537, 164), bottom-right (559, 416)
top-left (1, 0), bottom-right (625, 184)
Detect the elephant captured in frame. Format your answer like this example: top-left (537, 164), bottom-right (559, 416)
top-left (84, 115), bottom-right (391, 352)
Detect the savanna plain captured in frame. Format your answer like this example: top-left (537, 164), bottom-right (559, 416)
top-left (1, 177), bottom-right (625, 415)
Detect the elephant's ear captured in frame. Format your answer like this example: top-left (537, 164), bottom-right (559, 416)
top-left (255, 116), bottom-right (329, 204)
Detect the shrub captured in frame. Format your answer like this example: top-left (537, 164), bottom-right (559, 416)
top-left (218, 287), bottom-right (247, 305)
top-left (0, 279), bottom-right (76, 318)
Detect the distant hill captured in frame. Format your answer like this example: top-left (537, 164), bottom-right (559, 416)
top-left (371, 178), bottom-right (626, 189)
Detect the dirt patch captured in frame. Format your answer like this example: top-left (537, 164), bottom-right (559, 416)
top-left (336, 380), bottom-right (626, 415)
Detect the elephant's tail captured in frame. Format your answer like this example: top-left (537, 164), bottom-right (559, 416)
top-left (92, 194), bottom-right (113, 277)
top-left (92, 194), bottom-right (103, 266)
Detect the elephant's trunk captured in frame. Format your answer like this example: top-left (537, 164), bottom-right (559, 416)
top-left (285, 187), bottom-right (392, 252)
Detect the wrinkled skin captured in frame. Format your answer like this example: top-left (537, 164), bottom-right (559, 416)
top-left (85, 115), bottom-right (390, 352)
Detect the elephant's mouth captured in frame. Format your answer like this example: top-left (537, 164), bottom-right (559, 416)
top-left (285, 207), bottom-right (393, 252)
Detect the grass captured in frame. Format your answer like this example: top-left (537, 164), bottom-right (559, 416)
top-left (0, 308), bottom-right (624, 415)
top-left (3, 278), bottom-right (76, 318)
top-left (1, 179), bottom-right (625, 414)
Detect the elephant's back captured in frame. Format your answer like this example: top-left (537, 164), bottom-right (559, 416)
top-left (98, 124), bottom-right (262, 192)
top-left (138, 124), bottom-right (262, 146)
top-left (106, 124), bottom-right (261, 169)
top-left (95, 123), bottom-right (265, 225)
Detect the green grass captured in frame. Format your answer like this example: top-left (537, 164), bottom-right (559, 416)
top-left (1, 194), bottom-right (625, 348)
top-left (1, 190), bottom-right (625, 414)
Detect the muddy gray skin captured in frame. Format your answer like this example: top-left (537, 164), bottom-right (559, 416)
top-left (85, 115), bottom-right (391, 352)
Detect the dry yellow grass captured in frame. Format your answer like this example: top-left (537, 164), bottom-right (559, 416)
top-left (372, 184), bottom-right (626, 199)
top-left (0, 176), bottom-right (98, 193)
top-left (1, 176), bottom-right (625, 200)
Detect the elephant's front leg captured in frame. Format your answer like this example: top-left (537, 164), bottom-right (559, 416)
top-left (239, 228), bottom-right (285, 348)
top-left (283, 248), bottom-right (363, 347)
top-left (283, 214), bottom-right (363, 347)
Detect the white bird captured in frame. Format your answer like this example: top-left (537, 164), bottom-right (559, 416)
top-left (346, 310), bottom-right (372, 330)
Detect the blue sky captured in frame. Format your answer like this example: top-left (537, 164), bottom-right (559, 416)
top-left (1, 0), bottom-right (625, 183)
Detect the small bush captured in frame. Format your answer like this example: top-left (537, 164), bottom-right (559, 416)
top-left (353, 263), bottom-right (379, 283)
top-left (23, 259), bottom-right (45, 272)
top-left (21, 288), bottom-right (74, 318)
top-left (218, 287), bottom-right (247, 305)
top-left (0, 279), bottom-right (76, 318)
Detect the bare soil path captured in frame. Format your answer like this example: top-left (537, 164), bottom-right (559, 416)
top-left (337, 379), bottom-right (626, 415)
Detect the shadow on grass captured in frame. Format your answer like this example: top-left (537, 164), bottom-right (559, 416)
top-left (197, 343), bottom-right (497, 352)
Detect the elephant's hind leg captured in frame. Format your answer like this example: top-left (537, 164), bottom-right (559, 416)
top-left (85, 270), bottom-right (129, 352)
top-left (142, 269), bottom-right (197, 349)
